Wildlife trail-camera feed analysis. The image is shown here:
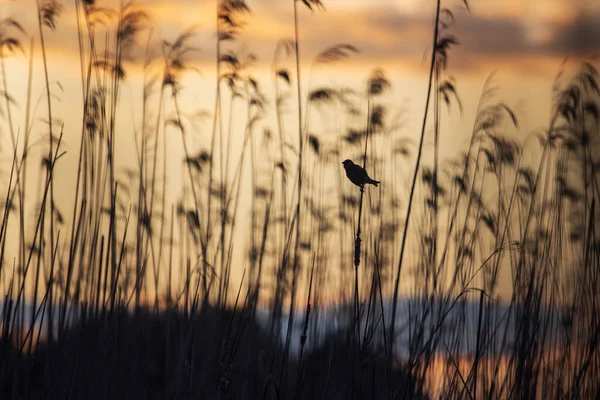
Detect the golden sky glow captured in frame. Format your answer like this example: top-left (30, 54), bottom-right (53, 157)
top-left (3, 0), bottom-right (599, 72)
top-left (0, 0), bottom-right (598, 304)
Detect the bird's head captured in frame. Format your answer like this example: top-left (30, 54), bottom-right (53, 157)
top-left (342, 159), bottom-right (353, 170)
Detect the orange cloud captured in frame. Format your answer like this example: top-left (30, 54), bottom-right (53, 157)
top-left (2, 0), bottom-right (598, 81)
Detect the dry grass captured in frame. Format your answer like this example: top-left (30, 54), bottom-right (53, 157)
top-left (0, 0), bottom-right (598, 398)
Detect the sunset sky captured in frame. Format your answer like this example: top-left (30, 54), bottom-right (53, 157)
top-left (2, 0), bottom-right (598, 151)
top-left (4, 0), bottom-right (599, 68)
top-left (1, 0), bottom-right (599, 300)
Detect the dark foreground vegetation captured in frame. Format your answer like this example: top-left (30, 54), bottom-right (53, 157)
top-left (1, 0), bottom-right (599, 398)
top-left (0, 304), bottom-right (425, 399)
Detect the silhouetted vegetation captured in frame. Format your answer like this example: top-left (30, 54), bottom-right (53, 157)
top-left (0, 0), bottom-right (598, 398)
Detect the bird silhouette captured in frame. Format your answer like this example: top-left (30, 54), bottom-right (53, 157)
top-left (342, 159), bottom-right (380, 187)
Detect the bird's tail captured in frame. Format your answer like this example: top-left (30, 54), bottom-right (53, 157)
top-left (369, 179), bottom-right (380, 187)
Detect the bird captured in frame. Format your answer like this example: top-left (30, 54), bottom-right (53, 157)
top-left (342, 159), bottom-right (380, 187)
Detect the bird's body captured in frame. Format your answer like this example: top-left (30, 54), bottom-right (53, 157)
top-left (342, 159), bottom-right (380, 187)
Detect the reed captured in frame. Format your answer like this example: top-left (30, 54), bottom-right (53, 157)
top-left (0, 0), bottom-right (597, 398)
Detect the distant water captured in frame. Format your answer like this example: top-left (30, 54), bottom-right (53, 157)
top-left (254, 296), bottom-right (560, 358)
top-left (2, 296), bottom-right (563, 358)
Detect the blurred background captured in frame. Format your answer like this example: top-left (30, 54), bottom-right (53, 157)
top-left (0, 0), bottom-right (599, 398)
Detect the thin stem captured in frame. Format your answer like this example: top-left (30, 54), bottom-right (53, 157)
top-left (389, 0), bottom-right (441, 366)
